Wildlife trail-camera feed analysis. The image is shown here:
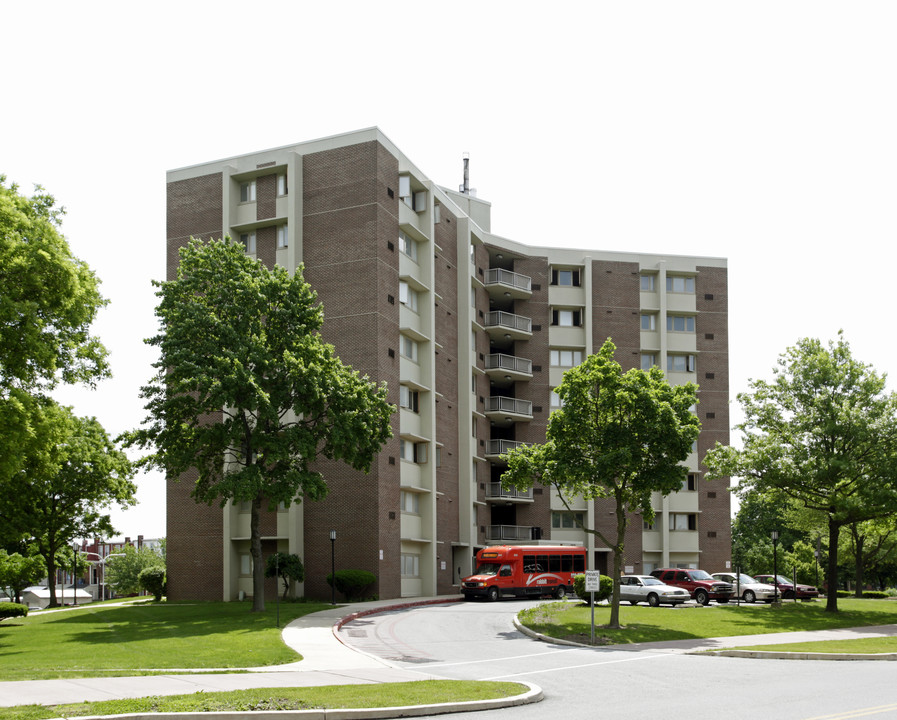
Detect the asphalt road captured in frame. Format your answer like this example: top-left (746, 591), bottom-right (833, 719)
top-left (338, 599), bottom-right (897, 720)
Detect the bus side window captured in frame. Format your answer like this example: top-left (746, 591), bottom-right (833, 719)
top-left (537, 555), bottom-right (549, 572)
top-left (573, 554), bottom-right (585, 573)
top-left (549, 555), bottom-right (561, 572)
top-left (523, 555), bottom-right (536, 573)
top-left (561, 555), bottom-right (573, 572)
top-left (500, 565), bottom-right (512, 577)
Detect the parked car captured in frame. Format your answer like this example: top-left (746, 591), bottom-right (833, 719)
top-left (711, 572), bottom-right (777, 603)
top-left (619, 575), bottom-right (691, 607)
top-left (753, 574), bottom-right (820, 599)
top-left (650, 568), bottom-right (735, 605)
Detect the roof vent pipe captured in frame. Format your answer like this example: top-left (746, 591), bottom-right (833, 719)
top-left (459, 152), bottom-right (469, 194)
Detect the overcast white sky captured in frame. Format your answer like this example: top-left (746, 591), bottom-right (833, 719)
top-left (5, 2), bottom-right (896, 540)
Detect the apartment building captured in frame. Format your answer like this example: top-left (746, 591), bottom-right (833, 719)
top-left (165, 127), bottom-right (731, 602)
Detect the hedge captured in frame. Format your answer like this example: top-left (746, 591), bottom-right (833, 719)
top-left (0, 603), bottom-right (28, 620)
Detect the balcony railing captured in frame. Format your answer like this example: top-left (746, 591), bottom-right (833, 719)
top-left (485, 439), bottom-right (529, 457)
top-left (485, 311), bottom-right (532, 334)
top-left (485, 353), bottom-right (532, 375)
top-left (485, 268), bottom-right (532, 293)
top-left (486, 525), bottom-right (540, 542)
top-left (486, 483), bottom-right (534, 501)
top-left (485, 396), bottom-right (533, 417)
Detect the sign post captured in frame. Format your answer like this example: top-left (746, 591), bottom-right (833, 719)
top-left (585, 571), bottom-right (601, 644)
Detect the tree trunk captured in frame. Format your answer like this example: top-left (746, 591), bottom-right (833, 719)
top-left (825, 518), bottom-right (841, 612)
top-left (852, 526), bottom-right (864, 598)
top-left (607, 494), bottom-right (628, 629)
top-left (250, 496), bottom-right (265, 612)
top-left (46, 553), bottom-right (58, 608)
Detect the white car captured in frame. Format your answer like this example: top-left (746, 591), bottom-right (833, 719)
top-left (711, 572), bottom-right (778, 603)
top-left (619, 575), bottom-right (691, 607)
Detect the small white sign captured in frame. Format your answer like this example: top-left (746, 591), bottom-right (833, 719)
top-left (625, 565), bottom-right (634, 574)
top-left (585, 570), bottom-right (602, 592)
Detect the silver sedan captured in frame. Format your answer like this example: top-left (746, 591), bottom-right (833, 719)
top-left (619, 575), bottom-right (691, 606)
top-left (711, 572), bottom-right (778, 603)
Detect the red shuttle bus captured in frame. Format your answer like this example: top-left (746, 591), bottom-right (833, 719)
top-left (461, 545), bottom-right (587, 601)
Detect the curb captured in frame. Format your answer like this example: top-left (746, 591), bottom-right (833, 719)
top-left (43, 681), bottom-right (543, 720)
top-left (699, 649), bottom-right (897, 661)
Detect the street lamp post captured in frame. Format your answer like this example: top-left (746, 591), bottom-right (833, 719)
top-left (72, 543), bottom-right (80, 606)
top-left (330, 530), bottom-right (336, 606)
top-left (771, 531), bottom-right (780, 603)
top-left (81, 551), bottom-right (125, 602)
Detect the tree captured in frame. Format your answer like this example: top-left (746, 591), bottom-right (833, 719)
top-left (105, 544), bottom-right (165, 596)
top-left (138, 566), bottom-right (166, 601)
top-left (704, 334), bottom-right (897, 612)
top-left (265, 552), bottom-right (305, 600)
top-left (0, 400), bottom-right (135, 607)
top-left (502, 340), bottom-right (700, 629)
top-left (126, 238), bottom-right (394, 612)
top-left (0, 550), bottom-right (45, 604)
top-left (1, 177), bottom-right (109, 490)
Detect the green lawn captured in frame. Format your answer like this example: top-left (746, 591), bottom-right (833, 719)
top-left (732, 636), bottom-right (897, 654)
top-left (0, 600), bottom-right (333, 681)
top-left (0, 681), bottom-right (529, 720)
top-left (519, 598), bottom-right (897, 645)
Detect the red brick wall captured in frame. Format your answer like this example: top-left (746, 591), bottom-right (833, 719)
top-left (166, 173), bottom-right (225, 601)
top-left (696, 265), bottom-right (732, 572)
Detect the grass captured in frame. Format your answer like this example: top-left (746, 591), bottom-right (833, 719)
top-left (0, 680), bottom-right (529, 720)
top-left (732, 636), bottom-right (897, 654)
top-left (518, 598), bottom-right (897, 645)
top-left (0, 600), bottom-right (334, 681)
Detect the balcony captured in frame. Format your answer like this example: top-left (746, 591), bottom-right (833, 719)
top-left (485, 311), bottom-right (532, 341)
top-left (485, 396), bottom-right (533, 426)
top-left (485, 268), bottom-right (532, 300)
top-left (487, 525), bottom-right (541, 542)
top-left (485, 439), bottom-right (529, 460)
top-left (485, 483), bottom-right (534, 503)
top-left (485, 353), bottom-right (532, 386)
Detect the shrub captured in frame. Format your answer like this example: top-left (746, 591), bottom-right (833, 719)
top-left (326, 569), bottom-right (376, 601)
top-left (138, 566), bottom-right (166, 601)
top-left (572, 573), bottom-right (613, 605)
top-left (0, 603), bottom-right (28, 620)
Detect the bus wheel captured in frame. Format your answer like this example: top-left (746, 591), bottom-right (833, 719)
top-left (554, 585), bottom-right (566, 600)
top-left (487, 586), bottom-right (500, 602)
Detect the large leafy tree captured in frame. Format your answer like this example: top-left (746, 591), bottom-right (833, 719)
top-left (0, 549), bottom-right (45, 604)
top-left (0, 177), bottom-right (109, 489)
top-left (502, 339), bottom-right (700, 629)
top-left (126, 238), bottom-right (394, 612)
top-left (105, 543), bottom-right (165, 596)
top-left (0, 400), bottom-right (135, 607)
top-left (704, 334), bottom-right (897, 612)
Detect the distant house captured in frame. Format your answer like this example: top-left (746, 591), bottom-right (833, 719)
top-left (22, 586), bottom-right (93, 610)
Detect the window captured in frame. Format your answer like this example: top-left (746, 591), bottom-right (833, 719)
top-left (239, 232), bottom-right (256, 254)
top-left (469, 243), bottom-right (475, 263)
top-left (399, 176), bottom-right (426, 211)
top-left (240, 554), bottom-right (252, 576)
top-left (550, 388), bottom-right (564, 410)
top-left (666, 275), bottom-right (695, 293)
top-left (551, 268), bottom-right (581, 287)
top-left (239, 180), bottom-right (256, 203)
top-left (641, 354), bottom-right (657, 371)
top-left (551, 511), bottom-right (584, 529)
top-left (668, 354), bottom-right (696, 372)
top-left (640, 314), bottom-right (656, 331)
top-left (640, 275), bottom-right (656, 291)
top-left (400, 335), bottom-right (418, 362)
top-left (670, 513), bottom-right (697, 531)
top-left (400, 491), bottom-right (420, 514)
top-left (643, 518), bottom-right (657, 531)
top-left (400, 439), bottom-right (427, 464)
top-left (277, 174), bottom-right (288, 196)
top-left (399, 281), bottom-right (419, 312)
top-left (667, 315), bottom-right (695, 332)
top-left (401, 554), bottom-right (420, 577)
top-left (399, 231), bottom-right (418, 261)
top-left (550, 349), bottom-right (583, 367)
top-left (683, 473), bottom-right (697, 491)
top-left (400, 385), bottom-right (419, 413)
top-left (277, 224), bottom-right (288, 248)
top-left (551, 309), bottom-right (582, 327)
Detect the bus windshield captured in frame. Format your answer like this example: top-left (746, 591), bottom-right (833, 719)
top-left (475, 563), bottom-right (503, 576)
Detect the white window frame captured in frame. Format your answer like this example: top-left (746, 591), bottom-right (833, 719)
top-left (670, 513), bottom-right (697, 531)
top-left (239, 180), bottom-right (256, 203)
top-left (667, 354), bottom-right (696, 373)
top-left (400, 491), bottom-right (420, 514)
top-left (666, 275), bottom-right (695, 293)
top-left (550, 349), bottom-right (583, 368)
top-left (401, 553), bottom-right (420, 577)
top-left (400, 335), bottom-right (418, 362)
top-left (277, 174), bottom-right (288, 196)
top-left (400, 385), bottom-right (419, 413)
top-left (399, 281), bottom-right (419, 312)
top-left (641, 354), bottom-right (657, 371)
top-left (640, 274), bottom-right (656, 291)
top-left (640, 314), bottom-right (656, 331)
top-left (550, 388), bottom-right (564, 410)
top-left (667, 315), bottom-right (695, 333)
top-left (276, 224), bottom-right (288, 249)
top-left (551, 511), bottom-right (584, 529)
top-left (239, 231), bottom-right (256, 254)
top-left (399, 231), bottom-right (418, 261)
